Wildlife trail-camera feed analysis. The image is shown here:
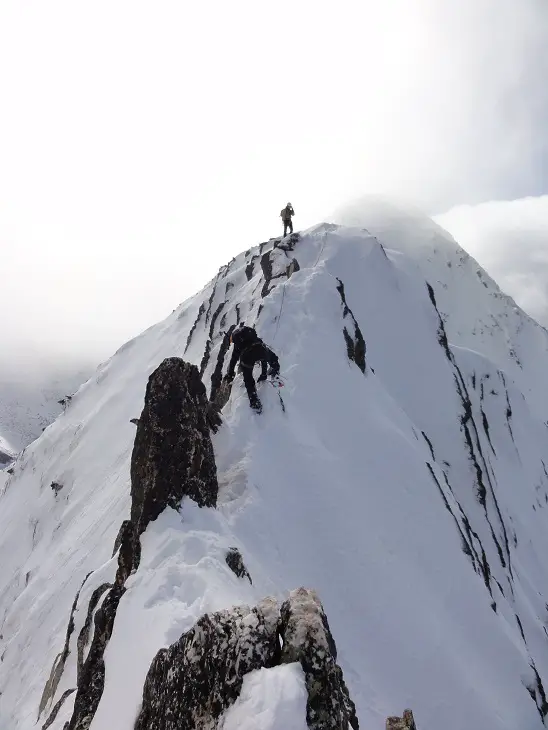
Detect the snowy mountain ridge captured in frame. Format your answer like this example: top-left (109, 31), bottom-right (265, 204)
top-left (3, 205), bottom-right (548, 729)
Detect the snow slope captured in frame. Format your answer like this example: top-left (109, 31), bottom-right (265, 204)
top-left (0, 368), bottom-right (91, 457)
top-left (3, 206), bottom-right (548, 729)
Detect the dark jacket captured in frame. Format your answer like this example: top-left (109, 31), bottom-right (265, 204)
top-left (280, 205), bottom-right (295, 222)
top-left (227, 329), bottom-right (279, 380)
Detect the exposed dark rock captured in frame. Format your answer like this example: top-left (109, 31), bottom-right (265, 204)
top-left (531, 663), bottom-right (548, 719)
top-left (211, 379), bottom-right (232, 414)
top-left (286, 258), bottom-right (300, 278)
top-left (111, 519), bottom-right (132, 559)
top-left (386, 709), bottom-right (417, 729)
top-left (58, 395), bottom-right (73, 411)
top-left (130, 358), bottom-right (219, 536)
top-left (130, 418), bottom-right (140, 426)
top-left (67, 358), bottom-right (219, 730)
top-left (426, 281), bottom-right (437, 308)
top-left (76, 584), bottom-right (111, 683)
top-left (481, 408), bottom-right (496, 455)
top-left (245, 256), bottom-right (258, 280)
top-left (133, 588), bottom-right (357, 730)
top-left (205, 278), bottom-right (221, 324)
top-left (134, 598), bottom-right (280, 730)
top-left (199, 339), bottom-right (213, 377)
top-left (426, 464), bottom-right (480, 579)
top-left (42, 688), bottom-right (76, 730)
top-left (116, 519), bottom-right (137, 585)
top-left (210, 325), bottom-right (236, 405)
top-left (225, 547), bottom-right (252, 584)
top-left (280, 588), bottom-right (359, 730)
top-left (421, 432), bottom-right (435, 461)
top-left (427, 281), bottom-right (513, 580)
top-left (39, 572), bottom-right (92, 719)
top-left (221, 258), bottom-right (235, 278)
top-left (516, 614), bottom-right (526, 643)
top-left (68, 585), bottom-right (126, 730)
top-left (260, 250), bottom-right (291, 298)
top-left (185, 303), bottom-right (206, 354)
top-left (278, 232), bottom-right (300, 251)
top-left (206, 403), bottom-right (223, 434)
top-left (51, 481), bottom-right (63, 495)
top-left (260, 251), bottom-right (274, 297)
top-left (0, 450), bottom-right (12, 466)
top-left (209, 302), bottom-right (225, 340)
top-left (504, 385), bottom-right (515, 443)
top-left (336, 279), bottom-right (366, 374)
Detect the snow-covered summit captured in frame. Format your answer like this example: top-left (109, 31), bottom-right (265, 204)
top-left (3, 204), bottom-right (548, 729)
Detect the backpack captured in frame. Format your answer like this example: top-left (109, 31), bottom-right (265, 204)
top-left (232, 326), bottom-right (259, 349)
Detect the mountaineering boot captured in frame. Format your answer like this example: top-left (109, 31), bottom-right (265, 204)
top-left (249, 394), bottom-right (263, 414)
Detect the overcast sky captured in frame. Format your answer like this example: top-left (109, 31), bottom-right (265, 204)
top-left (1, 0), bottom-right (548, 378)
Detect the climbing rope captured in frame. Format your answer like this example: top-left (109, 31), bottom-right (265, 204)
top-left (313, 231), bottom-right (328, 268)
top-left (273, 231), bottom-right (327, 341)
top-left (273, 282), bottom-right (286, 341)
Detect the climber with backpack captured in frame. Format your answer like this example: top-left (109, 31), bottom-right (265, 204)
top-left (280, 203), bottom-right (295, 237)
top-left (225, 325), bottom-right (280, 413)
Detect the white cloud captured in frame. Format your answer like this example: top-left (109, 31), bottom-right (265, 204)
top-left (436, 197), bottom-right (548, 327)
top-left (0, 0), bottom-right (547, 373)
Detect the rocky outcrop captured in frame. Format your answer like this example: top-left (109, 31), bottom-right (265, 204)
top-left (225, 546), bottom-right (252, 583)
top-left (66, 358), bottom-right (220, 730)
top-left (280, 588), bottom-right (359, 730)
top-left (134, 587), bottom-right (358, 730)
top-left (38, 572), bottom-right (92, 720)
top-left (51, 481), bottom-right (63, 495)
top-left (386, 710), bottom-right (417, 729)
top-left (210, 325), bottom-right (236, 405)
top-left (336, 279), bottom-right (366, 374)
top-left (42, 688), bottom-right (76, 730)
top-left (134, 598), bottom-right (280, 730)
top-left (260, 234), bottom-right (301, 297)
top-left (130, 358), bottom-right (219, 537)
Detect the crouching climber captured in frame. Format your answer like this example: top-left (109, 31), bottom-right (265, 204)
top-left (225, 325), bottom-right (280, 413)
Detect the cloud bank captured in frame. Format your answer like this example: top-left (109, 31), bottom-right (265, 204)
top-left (436, 197), bottom-right (548, 328)
top-left (0, 0), bottom-right (547, 376)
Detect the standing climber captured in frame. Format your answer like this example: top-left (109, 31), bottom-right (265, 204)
top-left (280, 202), bottom-right (295, 237)
top-left (225, 325), bottom-right (280, 413)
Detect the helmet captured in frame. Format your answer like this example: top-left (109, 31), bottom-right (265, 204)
top-left (231, 325), bottom-right (257, 348)
top-left (287, 202), bottom-right (292, 207)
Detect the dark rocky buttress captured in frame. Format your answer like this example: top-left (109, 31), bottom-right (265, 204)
top-left (134, 598), bottom-right (280, 730)
top-left (280, 588), bottom-right (359, 730)
top-left (130, 357), bottom-right (219, 537)
top-left (65, 358), bottom-right (220, 730)
top-left (134, 588), bottom-right (359, 730)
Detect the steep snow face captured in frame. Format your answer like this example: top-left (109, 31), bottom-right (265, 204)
top-left (0, 369), bottom-right (91, 456)
top-left (333, 197), bottom-right (548, 415)
top-left (3, 208), bottom-right (548, 730)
